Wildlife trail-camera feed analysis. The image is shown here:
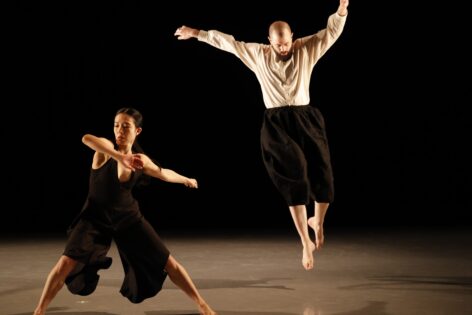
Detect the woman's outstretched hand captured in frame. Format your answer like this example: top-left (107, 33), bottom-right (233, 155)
top-left (184, 178), bottom-right (198, 188)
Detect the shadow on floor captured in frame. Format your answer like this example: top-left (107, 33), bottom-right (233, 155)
top-left (339, 275), bottom-right (472, 293)
top-left (98, 277), bottom-right (295, 291)
top-left (171, 277), bottom-right (295, 290)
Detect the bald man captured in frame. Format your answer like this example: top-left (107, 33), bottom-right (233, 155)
top-left (175, 0), bottom-right (349, 271)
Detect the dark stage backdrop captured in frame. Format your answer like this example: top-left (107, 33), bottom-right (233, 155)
top-left (5, 2), bottom-right (471, 234)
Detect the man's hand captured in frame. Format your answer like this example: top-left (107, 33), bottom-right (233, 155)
top-left (338, 0), bottom-right (349, 16)
top-left (174, 25), bottom-right (199, 40)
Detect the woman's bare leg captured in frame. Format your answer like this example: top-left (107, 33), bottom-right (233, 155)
top-left (308, 202), bottom-right (329, 250)
top-left (289, 205), bottom-right (316, 270)
top-left (165, 255), bottom-right (217, 315)
top-left (33, 255), bottom-right (78, 315)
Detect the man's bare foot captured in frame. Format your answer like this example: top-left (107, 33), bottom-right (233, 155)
top-left (198, 302), bottom-right (217, 315)
top-left (302, 241), bottom-right (316, 270)
top-left (308, 217), bottom-right (324, 250)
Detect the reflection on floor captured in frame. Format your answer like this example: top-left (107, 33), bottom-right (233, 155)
top-left (1, 227), bottom-right (471, 315)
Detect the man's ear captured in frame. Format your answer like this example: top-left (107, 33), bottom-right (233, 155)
top-left (136, 127), bottom-right (142, 136)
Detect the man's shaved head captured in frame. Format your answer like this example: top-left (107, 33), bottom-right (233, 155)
top-left (268, 21), bottom-right (293, 61)
top-left (269, 21), bottom-right (292, 37)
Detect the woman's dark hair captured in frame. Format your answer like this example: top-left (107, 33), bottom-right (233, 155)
top-left (115, 107), bottom-right (161, 186)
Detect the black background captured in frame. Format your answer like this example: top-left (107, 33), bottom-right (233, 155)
top-left (5, 2), bottom-right (471, 235)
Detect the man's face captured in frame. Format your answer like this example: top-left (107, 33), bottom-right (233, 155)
top-left (269, 29), bottom-right (293, 60)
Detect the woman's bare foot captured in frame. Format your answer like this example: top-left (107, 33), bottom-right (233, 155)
top-left (198, 302), bottom-right (217, 315)
top-left (308, 217), bottom-right (324, 250)
top-left (33, 308), bottom-right (44, 315)
top-left (302, 241), bottom-right (316, 270)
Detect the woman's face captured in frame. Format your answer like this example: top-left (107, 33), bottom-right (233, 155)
top-left (114, 113), bottom-right (142, 146)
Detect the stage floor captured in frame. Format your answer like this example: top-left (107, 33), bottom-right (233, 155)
top-left (1, 227), bottom-right (471, 315)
